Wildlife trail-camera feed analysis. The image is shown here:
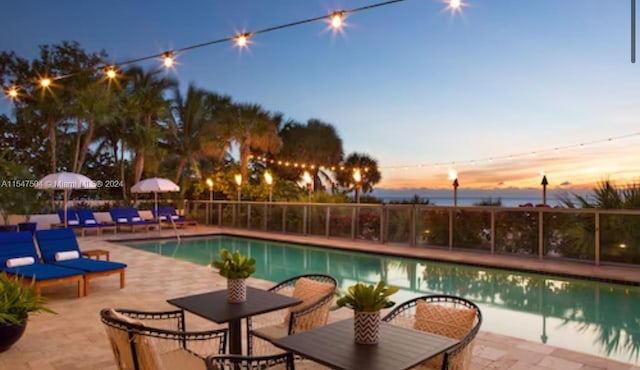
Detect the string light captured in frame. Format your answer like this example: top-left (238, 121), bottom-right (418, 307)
top-left (235, 33), bottom-right (251, 48)
top-left (3, 0), bottom-right (416, 99)
top-left (330, 12), bottom-right (345, 29)
top-left (377, 131), bottom-right (640, 170)
top-left (162, 52), bottom-right (175, 68)
top-left (105, 67), bottom-right (117, 79)
top-left (5, 86), bottom-right (18, 99)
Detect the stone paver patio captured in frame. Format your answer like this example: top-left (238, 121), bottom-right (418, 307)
top-left (1, 226), bottom-right (639, 370)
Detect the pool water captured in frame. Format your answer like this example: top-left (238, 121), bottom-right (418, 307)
top-left (124, 235), bottom-right (640, 365)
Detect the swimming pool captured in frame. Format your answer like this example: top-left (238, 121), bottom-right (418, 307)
top-left (124, 235), bottom-right (640, 365)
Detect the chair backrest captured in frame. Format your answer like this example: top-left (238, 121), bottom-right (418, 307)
top-left (77, 209), bottom-right (98, 225)
top-left (271, 274), bottom-right (337, 333)
top-left (0, 231), bottom-right (40, 267)
top-left (35, 228), bottom-right (81, 263)
top-left (100, 308), bottom-right (162, 370)
top-left (110, 208), bottom-right (135, 223)
top-left (57, 209), bottom-right (79, 225)
top-left (205, 353), bottom-right (294, 370)
top-left (382, 295), bottom-right (482, 370)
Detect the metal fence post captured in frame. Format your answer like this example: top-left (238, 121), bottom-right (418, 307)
top-left (303, 206), bottom-right (308, 235)
top-left (325, 206), bottom-right (331, 238)
top-left (351, 206), bottom-right (356, 240)
top-left (282, 205), bottom-right (287, 233)
top-left (490, 209), bottom-right (496, 254)
top-left (217, 203), bottom-right (222, 226)
top-left (538, 209), bottom-right (544, 260)
top-left (247, 203), bottom-right (252, 228)
top-left (595, 211), bottom-right (601, 266)
top-left (410, 205), bottom-right (416, 246)
top-left (379, 206), bottom-right (385, 244)
top-left (448, 208), bottom-right (454, 250)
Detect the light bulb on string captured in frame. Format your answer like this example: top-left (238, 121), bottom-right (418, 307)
top-left (444, 0), bottom-right (466, 15)
top-left (330, 11), bottom-right (345, 29)
top-left (5, 86), bottom-right (18, 99)
top-left (162, 52), bottom-right (175, 68)
top-left (40, 78), bottom-right (52, 88)
top-left (235, 33), bottom-right (251, 49)
top-left (105, 67), bottom-right (117, 79)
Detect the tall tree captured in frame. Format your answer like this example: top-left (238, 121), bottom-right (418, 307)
top-left (277, 119), bottom-right (344, 190)
top-left (217, 103), bottom-right (281, 180)
top-left (336, 152), bottom-right (382, 194)
top-left (166, 84), bottom-right (231, 183)
top-left (123, 66), bottom-right (176, 183)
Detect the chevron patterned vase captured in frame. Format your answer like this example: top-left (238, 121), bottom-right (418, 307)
top-left (354, 311), bottom-right (381, 344)
top-left (227, 278), bottom-right (247, 303)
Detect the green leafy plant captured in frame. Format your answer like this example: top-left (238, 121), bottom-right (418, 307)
top-left (0, 273), bottom-right (55, 325)
top-left (336, 280), bottom-right (399, 312)
top-left (211, 249), bottom-right (256, 279)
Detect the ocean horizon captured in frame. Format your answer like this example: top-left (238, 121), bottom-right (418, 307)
top-left (378, 196), bottom-right (559, 207)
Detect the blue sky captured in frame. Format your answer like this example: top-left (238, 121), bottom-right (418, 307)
top-left (1, 0), bottom-right (638, 190)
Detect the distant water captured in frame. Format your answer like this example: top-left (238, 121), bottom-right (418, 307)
top-left (381, 196), bottom-right (560, 207)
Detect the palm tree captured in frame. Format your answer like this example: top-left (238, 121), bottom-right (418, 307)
top-left (277, 119), bottom-right (344, 190)
top-left (336, 152), bottom-right (382, 194)
top-left (70, 80), bottom-right (118, 173)
top-left (166, 84), bottom-right (231, 183)
top-left (217, 103), bottom-right (281, 180)
top-left (123, 66), bottom-right (176, 183)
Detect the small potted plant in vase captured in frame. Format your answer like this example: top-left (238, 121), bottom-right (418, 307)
top-left (0, 273), bottom-right (55, 352)
top-left (336, 280), bottom-right (399, 345)
top-left (212, 249), bottom-right (256, 303)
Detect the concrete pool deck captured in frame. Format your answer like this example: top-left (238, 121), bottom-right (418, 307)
top-left (2, 226), bottom-right (639, 370)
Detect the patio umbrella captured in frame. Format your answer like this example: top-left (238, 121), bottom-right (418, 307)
top-left (36, 172), bottom-right (97, 227)
top-left (130, 177), bottom-right (180, 220)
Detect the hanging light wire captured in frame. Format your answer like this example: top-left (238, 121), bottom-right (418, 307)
top-left (2, 0), bottom-right (412, 98)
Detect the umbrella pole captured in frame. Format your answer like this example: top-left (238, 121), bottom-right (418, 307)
top-left (64, 189), bottom-right (68, 228)
top-left (155, 192), bottom-right (158, 222)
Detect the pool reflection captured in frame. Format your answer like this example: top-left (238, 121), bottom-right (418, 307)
top-left (128, 236), bottom-right (640, 364)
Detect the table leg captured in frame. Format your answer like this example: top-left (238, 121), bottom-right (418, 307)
top-left (228, 319), bottom-right (242, 354)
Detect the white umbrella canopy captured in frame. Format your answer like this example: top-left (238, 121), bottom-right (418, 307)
top-left (36, 172), bottom-right (97, 227)
top-left (131, 177), bottom-right (180, 219)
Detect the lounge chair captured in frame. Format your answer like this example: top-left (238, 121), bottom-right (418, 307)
top-left (57, 209), bottom-right (79, 226)
top-left (109, 208), bottom-right (156, 232)
top-left (153, 206), bottom-right (198, 227)
top-left (76, 209), bottom-right (117, 236)
top-left (0, 231), bottom-right (84, 297)
top-left (35, 228), bottom-right (126, 295)
top-left (247, 274), bottom-right (337, 356)
top-left (101, 308), bottom-right (227, 370)
top-left (382, 295), bottom-right (482, 370)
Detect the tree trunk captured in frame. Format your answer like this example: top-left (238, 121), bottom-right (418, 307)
top-left (120, 141), bottom-right (128, 201)
top-left (76, 120), bottom-right (95, 173)
top-left (134, 150), bottom-right (145, 184)
top-left (174, 158), bottom-right (186, 184)
top-left (48, 118), bottom-right (57, 173)
top-left (72, 118), bottom-right (82, 172)
top-left (239, 142), bottom-right (250, 180)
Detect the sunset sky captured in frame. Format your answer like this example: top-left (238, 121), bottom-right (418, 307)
top-left (1, 0), bottom-right (638, 190)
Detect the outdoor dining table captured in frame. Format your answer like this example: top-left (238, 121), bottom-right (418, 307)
top-left (167, 286), bottom-right (301, 355)
top-left (273, 319), bottom-right (458, 370)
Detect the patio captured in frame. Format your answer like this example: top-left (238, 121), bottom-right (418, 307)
top-left (2, 226), bottom-right (639, 370)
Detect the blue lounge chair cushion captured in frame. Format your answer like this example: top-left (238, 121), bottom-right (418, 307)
top-left (0, 232), bottom-right (84, 281)
top-left (57, 209), bottom-right (79, 224)
top-left (35, 228), bottom-right (127, 270)
top-left (51, 259), bottom-right (126, 273)
top-left (0, 232), bottom-right (39, 266)
top-left (4, 264), bottom-right (82, 281)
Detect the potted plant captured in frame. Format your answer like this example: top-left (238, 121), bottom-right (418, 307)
top-left (0, 273), bottom-right (55, 352)
top-left (336, 280), bottom-right (399, 344)
top-left (211, 249), bottom-right (256, 303)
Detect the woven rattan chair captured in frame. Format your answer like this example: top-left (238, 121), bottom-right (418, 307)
top-left (100, 308), bottom-right (227, 370)
top-left (247, 274), bottom-right (337, 356)
top-left (205, 353), bottom-right (295, 370)
top-left (382, 295), bottom-right (482, 370)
